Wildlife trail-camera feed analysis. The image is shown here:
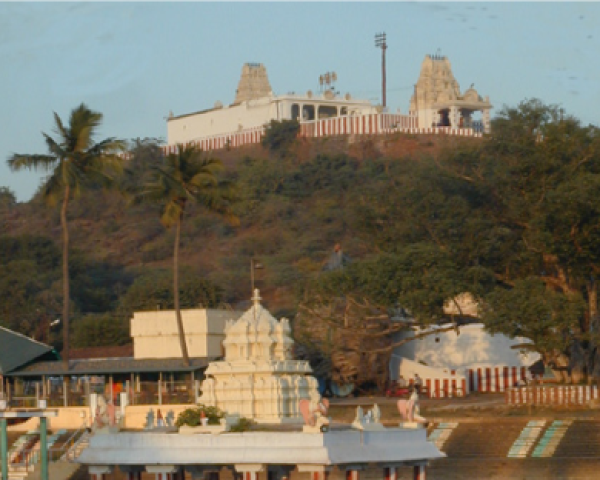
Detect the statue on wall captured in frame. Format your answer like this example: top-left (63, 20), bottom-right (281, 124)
top-left (299, 396), bottom-right (330, 432)
top-left (92, 395), bottom-right (120, 433)
top-left (397, 390), bottom-right (426, 424)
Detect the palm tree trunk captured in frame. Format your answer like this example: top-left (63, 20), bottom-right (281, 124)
top-left (61, 186), bottom-right (70, 370)
top-left (174, 214), bottom-right (190, 367)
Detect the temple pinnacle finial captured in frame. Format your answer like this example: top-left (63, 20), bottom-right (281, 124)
top-left (252, 288), bottom-right (262, 306)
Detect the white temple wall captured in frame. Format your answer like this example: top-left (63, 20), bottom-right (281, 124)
top-left (167, 95), bottom-right (377, 145)
top-left (168, 99), bottom-right (276, 144)
top-left (391, 323), bottom-right (540, 378)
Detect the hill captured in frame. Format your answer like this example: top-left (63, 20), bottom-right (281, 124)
top-left (0, 132), bottom-right (479, 346)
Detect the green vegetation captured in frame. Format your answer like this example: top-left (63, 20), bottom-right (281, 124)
top-left (4, 98), bottom-right (600, 387)
top-left (7, 103), bottom-right (125, 364)
top-left (135, 143), bottom-right (238, 366)
top-left (261, 119), bottom-right (300, 155)
top-left (175, 405), bottom-right (224, 427)
top-left (229, 417), bottom-right (256, 432)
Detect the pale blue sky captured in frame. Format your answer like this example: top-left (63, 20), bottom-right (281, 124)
top-left (2, 2), bottom-right (600, 202)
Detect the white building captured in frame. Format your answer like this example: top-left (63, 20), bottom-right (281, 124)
top-left (409, 54), bottom-right (492, 132)
top-left (130, 308), bottom-right (242, 360)
top-left (167, 63), bottom-right (379, 146)
top-left (165, 58), bottom-right (490, 151)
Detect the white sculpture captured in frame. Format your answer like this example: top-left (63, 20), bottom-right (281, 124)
top-left (352, 404), bottom-right (385, 431)
top-left (397, 390), bottom-right (427, 425)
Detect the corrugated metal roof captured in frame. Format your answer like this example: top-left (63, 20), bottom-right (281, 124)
top-left (0, 326), bottom-right (56, 374)
top-left (6, 356), bottom-right (214, 376)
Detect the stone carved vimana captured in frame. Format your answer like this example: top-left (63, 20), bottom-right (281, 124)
top-left (199, 289), bottom-right (321, 423)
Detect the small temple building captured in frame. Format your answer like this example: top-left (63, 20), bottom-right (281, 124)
top-left (199, 290), bottom-right (319, 423)
top-left (409, 54), bottom-right (492, 132)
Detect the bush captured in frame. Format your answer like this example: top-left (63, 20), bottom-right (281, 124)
top-left (229, 417), bottom-right (255, 432)
top-left (175, 405), bottom-right (224, 427)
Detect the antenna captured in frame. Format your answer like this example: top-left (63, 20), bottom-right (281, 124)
top-left (374, 32), bottom-right (388, 108)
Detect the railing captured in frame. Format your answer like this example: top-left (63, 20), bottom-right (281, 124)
top-left (160, 112), bottom-right (482, 155)
top-left (131, 380), bottom-right (197, 405)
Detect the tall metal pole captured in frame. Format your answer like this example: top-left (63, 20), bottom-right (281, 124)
top-left (40, 416), bottom-right (48, 480)
top-left (375, 32), bottom-right (387, 108)
top-left (1, 418), bottom-right (7, 480)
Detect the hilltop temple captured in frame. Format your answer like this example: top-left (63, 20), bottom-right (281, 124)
top-left (167, 63), bottom-right (378, 146)
top-left (410, 54), bottom-right (492, 131)
top-left (166, 55), bottom-right (491, 148)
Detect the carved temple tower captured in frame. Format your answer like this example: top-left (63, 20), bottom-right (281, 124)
top-left (233, 63), bottom-right (273, 104)
top-left (198, 289), bottom-right (320, 423)
top-left (410, 54), bottom-right (492, 133)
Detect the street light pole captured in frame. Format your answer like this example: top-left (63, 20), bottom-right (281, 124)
top-left (0, 397), bottom-right (7, 480)
top-left (375, 32), bottom-right (388, 108)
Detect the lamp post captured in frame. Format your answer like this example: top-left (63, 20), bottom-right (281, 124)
top-left (0, 397), bottom-right (7, 480)
top-left (374, 32), bottom-right (387, 108)
top-left (38, 399), bottom-right (48, 480)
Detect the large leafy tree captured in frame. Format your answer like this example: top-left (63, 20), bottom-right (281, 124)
top-left (138, 144), bottom-right (238, 366)
top-left (342, 99), bottom-right (600, 383)
top-left (7, 103), bottom-right (124, 366)
top-left (296, 245), bottom-right (468, 391)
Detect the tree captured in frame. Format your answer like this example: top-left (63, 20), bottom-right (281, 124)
top-left (118, 267), bottom-right (223, 315)
top-left (296, 246), bottom-right (468, 391)
top-left (7, 103), bottom-right (125, 367)
top-left (137, 144), bottom-right (238, 366)
top-left (0, 187), bottom-right (16, 211)
top-left (421, 99), bottom-right (600, 382)
top-left (261, 119), bottom-right (300, 155)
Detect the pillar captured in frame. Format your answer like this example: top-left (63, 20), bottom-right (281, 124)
top-left (383, 467), bottom-right (397, 480)
top-left (482, 109), bottom-right (491, 134)
top-left (297, 465), bottom-right (331, 480)
top-left (40, 416), bottom-right (48, 480)
top-left (235, 464), bottom-right (265, 480)
top-left (147, 465), bottom-right (178, 480)
top-left (1, 416), bottom-right (8, 480)
top-left (413, 464), bottom-right (426, 480)
top-left (449, 106), bottom-right (459, 130)
top-left (346, 471), bottom-right (359, 480)
top-left (89, 466), bottom-right (112, 480)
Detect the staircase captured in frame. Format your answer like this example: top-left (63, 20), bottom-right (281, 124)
top-left (412, 419), bottom-right (600, 479)
top-left (61, 430), bottom-right (91, 462)
top-left (552, 420), bottom-right (600, 458)
top-left (439, 420), bottom-right (527, 457)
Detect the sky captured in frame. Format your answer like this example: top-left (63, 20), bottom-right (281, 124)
top-left (2, 1), bottom-right (600, 203)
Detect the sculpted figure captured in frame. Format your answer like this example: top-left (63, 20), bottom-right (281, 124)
top-left (397, 390), bottom-right (426, 423)
top-left (299, 396), bottom-right (330, 428)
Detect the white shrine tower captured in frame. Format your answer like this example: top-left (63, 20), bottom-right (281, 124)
top-left (198, 289), bottom-right (320, 423)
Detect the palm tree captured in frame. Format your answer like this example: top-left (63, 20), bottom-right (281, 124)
top-left (138, 143), bottom-right (238, 366)
top-left (7, 103), bottom-right (125, 368)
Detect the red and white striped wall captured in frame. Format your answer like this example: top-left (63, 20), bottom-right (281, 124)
top-left (468, 366), bottom-right (528, 393)
top-left (506, 385), bottom-right (599, 406)
top-left (158, 112), bottom-right (481, 156)
top-left (422, 375), bottom-right (469, 398)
